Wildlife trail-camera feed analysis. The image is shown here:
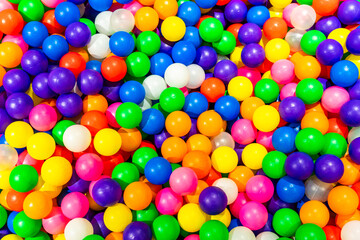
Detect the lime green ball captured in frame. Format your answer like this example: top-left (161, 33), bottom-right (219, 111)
top-left (159, 87), bottom-right (185, 112)
top-left (136, 31), bottom-right (161, 56)
top-left (199, 220), bottom-right (229, 240)
top-left (152, 215), bottom-right (180, 240)
top-left (115, 102), bottom-right (143, 129)
top-left (295, 223), bottom-right (326, 240)
top-left (52, 120), bottom-right (76, 146)
top-left (80, 18), bottom-right (96, 36)
top-left (272, 208), bottom-right (301, 237)
top-left (132, 147), bottom-right (158, 173)
top-left (0, 205), bottom-right (7, 229)
top-left (25, 231), bottom-right (51, 240)
top-left (133, 203), bottom-right (159, 225)
top-left (297, 0), bottom-right (313, 5)
top-left (112, 162), bottom-right (140, 190)
top-left (300, 30), bottom-right (326, 55)
top-left (178, 0), bottom-right (190, 6)
top-left (199, 18), bottom-right (224, 43)
top-left (83, 235), bottom-right (105, 240)
top-left (126, 52), bottom-right (151, 78)
top-left (262, 151), bottom-right (287, 179)
top-left (9, 165), bottom-right (38, 193)
top-left (321, 132), bottom-right (348, 158)
top-left (212, 31), bottom-right (236, 55)
top-left (13, 211), bottom-right (42, 238)
top-left (18, 0), bottom-right (45, 22)
top-left (295, 128), bottom-right (325, 155)
top-left (255, 78), bottom-right (280, 104)
top-left (296, 78), bottom-right (323, 104)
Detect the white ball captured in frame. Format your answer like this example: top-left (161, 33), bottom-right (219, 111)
top-left (211, 132), bottom-right (235, 152)
top-left (64, 218), bottom-right (93, 240)
top-left (95, 11), bottom-right (115, 36)
top-left (348, 127), bottom-right (360, 144)
top-left (256, 232), bottom-right (279, 240)
top-left (142, 75), bottom-right (167, 100)
top-left (87, 34), bottom-right (111, 59)
top-left (63, 125), bottom-right (92, 153)
top-left (341, 220), bottom-right (360, 240)
top-left (229, 227), bottom-right (256, 240)
top-left (165, 63), bottom-right (190, 88)
top-left (209, 55), bottom-right (229, 73)
top-left (285, 29), bottom-right (306, 52)
top-left (305, 175), bottom-right (333, 202)
top-left (72, 82), bottom-right (83, 97)
top-left (110, 9), bottom-right (135, 33)
top-left (0, 144), bottom-right (18, 171)
top-left (213, 178), bottom-right (238, 204)
top-left (139, 98), bottom-right (152, 111)
top-left (290, 5), bottom-right (316, 30)
top-left (186, 64), bottom-right (205, 89)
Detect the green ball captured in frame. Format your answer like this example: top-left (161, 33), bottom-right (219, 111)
top-left (126, 52), bottom-right (151, 77)
top-left (171, 163), bottom-right (181, 171)
top-left (295, 223), bottom-right (326, 240)
top-left (178, 0), bottom-right (190, 6)
top-left (300, 30), bottom-right (326, 55)
top-left (212, 31), bottom-right (236, 55)
top-left (132, 147), bottom-right (158, 173)
top-left (52, 120), bottom-right (76, 146)
top-left (272, 208), bottom-right (301, 237)
top-left (112, 162), bottom-right (140, 190)
top-left (152, 103), bottom-right (169, 118)
top-left (152, 215), bottom-right (180, 240)
top-left (133, 203), bottom-right (159, 225)
top-left (0, 205), bottom-right (7, 229)
top-left (8, 0), bottom-right (21, 4)
top-left (295, 128), bottom-right (325, 155)
top-left (199, 220), bottom-right (229, 240)
top-left (277, 238), bottom-right (293, 240)
top-left (115, 102), bottom-right (143, 129)
top-left (13, 211), bottom-right (42, 238)
top-left (296, 78), bottom-right (323, 104)
top-left (18, 0), bottom-right (44, 22)
top-left (262, 151), bottom-right (287, 179)
top-left (136, 31), bottom-right (161, 56)
top-left (25, 231), bottom-right (51, 240)
top-left (83, 235), bottom-right (105, 240)
top-left (79, 18), bottom-right (96, 36)
top-left (159, 87), bottom-right (185, 112)
top-left (199, 18), bottom-right (224, 43)
top-left (254, 78), bottom-right (280, 104)
top-left (321, 132), bottom-right (348, 158)
top-left (297, 0), bottom-right (313, 5)
top-left (9, 165), bottom-right (38, 193)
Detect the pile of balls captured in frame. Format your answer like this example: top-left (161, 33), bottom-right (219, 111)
top-left (2, 0), bottom-right (360, 239)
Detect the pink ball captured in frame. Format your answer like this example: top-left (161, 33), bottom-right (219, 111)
top-left (61, 192), bottom-right (89, 219)
top-left (75, 153), bottom-right (104, 181)
top-left (169, 167), bottom-right (198, 196)
top-left (42, 207), bottom-right (70, 235)
top-left (184, 235), bottom-right (200, 240)
top-left (2, 34), bottom-right (28, 54)
top-left (155, 187), bottom-right (183, 215)
top-left (0, 0), bottom-right (14, 12)
top-left (123, 1), bottom-right (142, 15)
top-left (271, 59), bottom-right (295, 85)
top-left (239, 201), bottom-right (268, 231)
top-left (106, 102), bottom-right (121, 128)
top-left (41, 0), bottom-right (65, 8)
top-left (89, 175), bottom-right (110, 199)
top-left (238, 66), bottom-right (261, 86)
top-left (245, 175), bottom-right (274, 203)
top-left (321, 86), bottom-right (350, 113)
top-left (280, 83), bottom-right (297, 100)
top-left (229, 192), bottom-right (251, 219)
top-left (256, 131), bottom-right (274, 151)
top-left (283, 3), bottom-right (299, 27)
top-left (29, 104), bottom-right (58, 132)
top-left (231, 119), bottom-right (258, 145)
top-left (180, 86), bottom-right (189, 97)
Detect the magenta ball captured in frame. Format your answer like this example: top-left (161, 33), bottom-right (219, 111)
top-left (321, 86), bottom-right (350, 113)
top-left (237, 66), bottom-right (261, 86)
top-left (169, 167), bottom-right (198, 196)
top-left (229, 192), bottom-right (250, 219)
top-left (75, 153), bottom-right (104, 181)
top-left (270, 59), bottom-right (295, 84)
top-left (239, 201), bottom-right (268, 230)
top-left (155, 187), bottom-right (183, 215)
top-left (60, 192), bottom-right (89, 219)
top-left (29, 104), bottom-right (58, 131)
top-left (231, 119), bottom-right (258, 145)
top-left (280, 83), bottom-right (297, 100)
top-left (245, 175), bottom-right (274, 203)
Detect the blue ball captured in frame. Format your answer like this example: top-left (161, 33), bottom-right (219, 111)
top-left (89, 0), bottom-right (113, 11)
top-left (178, 2), bottom-right (201, 26)
top-left (116, 0), bottom-right (132, 3)
top-left (54, 2), bottom-right (80, 27)
top-left (228, 219), bottom-right (242, 231)
top-left (195, 0), bottom-right (217, 9)
top-left (183, 26), bottom-right (202, 48)
top-left (248, 0), bottom-right (267, 5)
top-left (110, 32), bottom-right (135, 57)
top-left (144, 157), bottom-right (172, 185)
top-left (22, 21), bottom-right (48, 48)
top-left (183, 92), bottom-right (208, 118)
top-left (214, 95), bottom-right (240, 121)
top-left (150, 53), bottom-right (173, 77)
top-left (140, 108), bottom-right (165, 135)
top-left (7, 211), bottom-right (18, 234)
top-left (86, 60), bottom-right (102, 73)
top-left (276, 176), bottom-right (305, 204)
top-left (246, 6), bottom-right (270, 27)
top-left (119, 80), bottom-right (145, 104)
top-left (171, 41), bottom-right (197, 65)
top-left (272, 127), bottom-right (297, 154)
top-left (330, 60), bottom-right (359, 87)
top-left (42, 35), bottom-right (69, 61)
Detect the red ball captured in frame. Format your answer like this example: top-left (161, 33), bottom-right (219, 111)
top-left (263, 17), bottom-right (288, 40)
top-left (81, 110), bottom-right (109, 136)
top-left (42, 10), bottom-right (65, 34)
top-left (322, 225), bottom-right (341, 240)
top-left (101, 56), bottom-right (127, 82)
top-left (200, 77), bottom-right (226, 103)
top-left (327, 118), bottom-right (349, 138)
top-left (60, 52), bottom-right (86, 78)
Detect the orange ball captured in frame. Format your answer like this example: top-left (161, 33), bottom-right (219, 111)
top-left (200, 77), bottom-right (226, 103)
top-left (186, 134), bottom-right (212, 155)
top-left (322, 225), bottom-right (341, 240)
top-left (227, 23), bottom-right (242, 46)
top-left (135, 7), bottom-right (159, 32)
top-left (6, 189), bottom-right (28, 212)
top-left (86, 193), bottom-right (105, 211)
top-left (228, 166), bottom-right (254, 192)
top-left (123, 181), bottom-right (152, 210)
top-left (101, 56), bottom-right (127, 82)
top-left (184, 180), bottom-right (208, 204)
top-left (204, 167), bottom-right (222, 186)
top-left (182, 151), bottom-right (211, 179)
top-left (305, 102), bottom-right (328, 116)
top-left (83, 94), bottom-right (109, 113)
top-left (0, 9), bottom-right (24, 35)
top-left (335, 209), bottom-right (360, 228)
top-left (118, 128), bottom-right (142, 152)
top-left (42, 10), bottom-right (65, 34)
top-left (300, 200), bottom-right (330, 228)
top-left (295, 56), bottom-right (321, 80)
top-left (59, 52), bottom-right (86, 78)
top-left (312, 0), bottom-right (339, 16)
top-left (105, 233), bottom-right (123, 240)
top-left (69, 46), bottom-right (89, 62)
top-left (141, 176), bottom-right (162, 201)
top-left (301, 111), bottom-right (329, 134)
top-left (165, 111), bottom-right (192, 137)
top-left (263, 17), bottom-right (288, 40)
top-left (154, 0), bottom-right (178, 20)
top-left (328, 186), bottom-right (359, 215)
top-left (81, 110), bottom-right (109, 136)
top-left (23, 191), bottom-right (53, 219)
top-left (138, 0), bottom-right (155, 5)
top-left (338, 156), bottom-right (360, 186)
top-left (0, 42), bottom-right (23, 68)
top-left (0, 66), bottom-right (6, 87)
top-left (240, 97), bottom-right (265, 120)
top-left (161, 137), bottom-right (188, 163)
top-left (197, 110), bottom-right (223, 137)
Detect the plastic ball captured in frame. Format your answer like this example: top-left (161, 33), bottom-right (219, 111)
top-left (295, 223), bottom-right (326, 240)
top-left (300, 30), bottom-right (326, 56)
top-left (241, 43), bottom-right (265, 68)
top-left (112, 162), bottom-right (140, 189)
top-left (139, 108), bottom-right (165, 135)
top-left (337, 0), bottom-right (360, 25)
top-left (0, 145), bottom-right (17, 172)
top-left (170, 167), bottom-right (197, 196)
top-left (183, 92), bottom-right (208, 118)
top-left (142, 75), bottom-right (167, 100)
top-left (27, 132), bottom-right (55, 160)
top-left (109, 31), bottom-right (135, 57)
top-left (316, 39), bottom-right (343, 66)
top-left (213, 178), bottom-right (238, 205)
top-left (41, 156), bottom-right (72, 186)
top-left (0, 42), bottom-right (23, 68)
top-left (285, 29), bottom-right (306, 52)
top-left (110, 9), bottom-right (134, 33)
top-left (28, 104), bottom-right (57, 132)
top-left (87, 34), bottom-right (110, 59)
top-left (290, 5), bottom-right (316, 30)
top-left (95, 11), bottom-right (114, 36)
top-left (135, 7), bottom-right (159, 32)
top-left (63, 124), bottom-right (92, 153)
top-left (122, 221), bottom-right (152, 240)
top-left (199, 186), bottom-right (227, 215)
top-left (199, 220), bottom-right (228, 240)
top-left (124, 181), bottom-right (152, 210)
top-left (340, 100), bottom-right (360, 127)
top-left (61, 192), bottom-right (89, 219)
top-left (165, 63), bottom-right (190, 88)
top-left (284, 152), bottom-right (313, 180)
top-left (239, 201), bottom-right (268, 231)
top-left (253, 105), bottom-right (280, 132)
top-left (265, 38), bottom-right (290, 63)
top-left (246, 6), bottom-right (270, 27)
top-left (197, 110), bottom-right (223, 137)
top-left (9, 165), bottom-right (38, 193)
top-left (305, 175), bottom-right (333, 202)
top-left (299, 200), bottom-right (329, 228)
top-left (144, 157), bottom-right (172, 185)
top-left (272, 208), bottom-right (301, 237)
top-left (64, 218), bottom-right (93, 240)
top-left (0, 9), bottom-right (24, 35)
top-left (155, 187), bottom-right (183, 215)
top-left (126, 52), bottom-right (150, 78)
top-left (75, 153), bottom-right (103, 181)
top-left (229, 227), bottom-right (256, 240)
top-left (246, 175), bottom-right (274, 203)
top-left (115, 102), bottom-right (142, 129)
top-left (161, 16), bottom-right (186, 42)
top-left (152, 215), bottom-right (180, 240)
top-left (315, 154), bottom-right (344, 183)
top-left (200, 77), bottom-right (226, 103)
top-left (199, 17), bottom-right (224, 43)
top-left (238, 23), bottom-right (262, 45)
top-left (104, 203), bottom-right (132, 232)
top-left (177, 1), bottom-right (201, 26)
top-left (13, 211), bottom-right (42, 238)
top-left (228, 76), bottom-right (253, 101)
top-left (341, 220), bottom-right (360, 240)
top-left (331, 60), bottom-right (359, 88)
top-left (92, 178), bottom-right (122, 207)
top-left (276, 176), bottom-right (305, 203)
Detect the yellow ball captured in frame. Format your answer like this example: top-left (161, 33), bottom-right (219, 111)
top-left (41, 156), bottom-right (72, 187)
top-left (230, 46), bottom-right (244, 68)
top-left (242, 143), bottom-right (268, 170)
top-left (38, 182), bottom-right (62, 198)
top-left (177, 203), bottom-right (209, 232)
top-left (210, 208), bottom-right (231, 227)
top-left (328, 28), bottom-right (350, 53)
top-left (228, 76), bottom-right (253, 101)
top-left (26, 132), bottom-right (56, 160)
top-left (53, 234), bottom-right (65, 240)
top-left (104, 203), bottom-right (133, 232)
top-left (211, 146), bottom-right (238, 173)
top-left (346, 54), bottom-right (360, 78)
top-left (269, 7), bottom-right (283, 18)
top-left (161, 16), bottom-right (186, 42)
top-left (262, 71), bottom-right (272, 79)
top-left (94, 128), bottom-right (122, 156)
top-left (253, 105), bottom-right (280, 132)
top-left (265, 38), bottom-right (290, 63)
top-left (5, 121), bottom-right (34, 148)
top-left (1, 234), bottom-right (23, 240)
top-left (0, 169), bottom-right (12, 190)
top-left (269, 0), bottom-right (292, 8)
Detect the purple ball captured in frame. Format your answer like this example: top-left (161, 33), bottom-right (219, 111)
top-left (224, 0), bottom-right (248, 23)
top-left (101, 81), bottom-right (122, 102)
top-left (316, 39), bottom-right (343, 66)
top-left (67, 170), bottom-right (90, 193)
top-left (213, 60), bottom-right (238, 84)
top-left (195, 46), bottom-right (218, 70)
top-left (91, 212), bottom-right (111, 237)
top-left (185, 118), bottom-right (198, 139)
top-left (349, 80), bottom-right (360, 100)
top-left (32, 73), bottom-right (57, 99)
top-left (349, 137), bottom-right (360, 164)
top-left (340, 100), bottom-right (360, 127)
top-left (238, 23), bottom-right (262, 45)
top-left (346, 28), bottom-right (360, 55)
top-left (241, 43), bottom-right (265, 68)
top-left (77, 69), bottom-right (104, 95)
top-left (154, 130), bottom-right (171, 149)
top-left (0, 108), bottom-right (12, 134)
top-left (199, 186), bottom-right (228, 215)
top-left (65, 22), bottom-right (91, 48)
top-left (91, 178), bottom-right (122, 207)
top-left (56, 93), bottom-right (83, 118)
top-left (3, 69), bottom-right (30, 93)
top-left (337, 0), bottom-right (360, 25)
top-left (123, 222), bottom-right (152, 240)
top-left (285, 152), bottom-right (314, 180)
top-left (267, 194), bottom-right (295, 215)
top-left (5, 93), bottom-right (34, 119)
top-left (48, 67), bottom-right (76, 94)
top-left (20, 50), bottom-right (48, 75)
top-left (159, 37), bottom-right (174, 56)
top-left (315, 154), bottom-right (344, 183)
top-left (0, 92), bottom-right (6, 108)
top-left (278, 97), bottom-right (305, 123)
top-left (211, 9), bottom-right (227, 28)
top-left (315, 16), bottom-right (341, 37)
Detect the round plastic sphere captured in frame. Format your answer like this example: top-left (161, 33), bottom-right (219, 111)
top-left (64, 218), bottom-right (93, 240)
top-left (290, 5), bottom-right (316, 30)
top-left (224, 0), bottom-right (247, 23)
top-left (3, 69), bottom-right (30, 93)
top-left (115, 102), bottom-right (142, 129)
top-left (161, 16), bottom-right (186, 42)
top-left (136, 31), bottom-right (161, 56)
top-left (241, 43), bottom-right (265, 68)
top-left (54, 2), bottom-right (80, 27)
top-left (265, 38), bottom-right (290, 63)
top-left (87, 34), bottom-right (110, 59)
top-left (316, 39), bottom-right (343, 66)
top-left (271, 59), bottom-right (295, 85)
top-left (299, 200), bottom-right (329, 228)
top-left (119, 81), bottom-right (145, 105)
top-left (211, 146), bottom-right (238, 173)
top-left (104, 203), bottom-right (132, 232)
top-left (92, 178), bottom-right (122, 207)
top-left (199, 186), bottom-right (227, 215)
top-left (171, 41), bottom-right (196, 66)
top-left (183, 92), bottom-right (208, 118)
top-left (5, 92), bottom-right (34, 120)
top-left (77, 69), bottom-right (103, 95)
top-left (349, 138), bottom-right (360, 164)
top-left (22, 21), bottom-right (48, 47)
top-left (32, 73), bottom-right (56, 99)
top-left (213, 178), bottom-right (238, 205)
top-left (229, 227), bottom-right (255, 240)
top-left (123, 221), bottom-right (152, 240)
top-left (63, 124), bottom-right (91, 153)
top-left (159, 87), bottom-right (185, 113)
top-left (13, 211), bottom-right (42, 238)
top-left (28, 104), bottom-right (57, 132)
top-left (199, 18), bottom-right (224, 43)
top-left (61, 192), bottom-right (89, 219)
top-left (165, 110), bottom-right (190, 136)
top-left (214, 96), bottom-right (240, 121)
top-left (262, 151), bottom-right (286, 179)
top-left (295, 78), bottom-right (323, 104)
top-left (48, 67), bottom-right (76, 94)
top-left (328, 186), bottom-right (359, 216)
top-left (246, 6), bottom-right (270, 27)
top-left (150, 53), bottom-right (174, 77)
top-left (272, 208), bottom-right (301, 237)
top-left (110, 9), bottom-right (135, 32)
top-left (295, 223), bottom-right (326, 240)
top-left (142, 75), bottom-right (167, 100)
top-left (170, 167), bottom-right (197, 196)
top-left (195, 46), bottom-right (217, 70)
top-left (330, 60), bottom-right (359, 87)
top-left (238, 23), bottom-right (262, 45)
top-left (263, 17), bottom-right (287, 40)
top-left (242, 143), bottom-right (268, 170)
top-left (253, 105), bottom-right (280, 132)
top-left (139, 108), bottom-right (165, 135)
top-left (213, 60), bottom-right (237, 84)
top-left (254, 78), bottom-right (279, 104)
top-left (152, 215), bottom-right (180, 240)
top-left (21, 49), bottom-right (48, 76)
top-left (246, 175), bottom-right (274, 203)
top-left (27, 132), bottom-right (56, 160)
top-left (94, 11), bottom-right (115, 36)
top-left (177, 203), bottom-right (208, 233)
top-left (155, 187), bottom-right (183, 215)
top-left (278, 97), bottom-right (305, 123)
top-left (300, 30), bottom-right (326, 56)
top-left (315, 16), bottom-right (341, 37)
top-left (165, 63), bottom-right (190, 88)
top-left (285, 152), bottom-right (314, 180)
top-left (322, 86), bottom-right (350, 114)
top-left (109, 31), bottom-right (135, 57)
top-left (0, 42), bottom-right (22, 69)
top-left (144, 157), bottom-right (172, 185)
top-left (42, 35), bottom-right (69, 61)
top-left (65, 22), bottom-right (91, 48)
top-left (341, 220), bottom-right (360, 240)
top-left (177, 2), bottom-right (201, 26)
top-left (295, 128), bottom-right (324, 155)
top-left (285, 29), bottom-right (306, 52)
top-left (112, 162), bottom-right (140, 189)
top-left (9, 165), bottom-right (38, 192)
top-left (239, 201), bottom-right (268, 231)
top-left (75, 153), bottom-right (103, 181)
top-left (5, 121), bottom-right (34, 149)
top-left (338, 0), bottom-right (360, 25)
top-left (340, 100), bottom-right (360, 127)
top-left (126, 52), bottom-right (150, 78)
top-left (124, 181), bottom-right (152, 210)
top-left (276, 176), bottom-right (305, 203)
top-left (56, 93), bottom-right (83, 118)
top-left (41, 156), bottom-right (72, 186)
top-left (0, 145), bottom-right (18, 171)
top-left (315, 154), bottom-right (344, 183)
top-left (199, 220), bottom-right (229, 240)
top-left (135, 7), bottom-right (159, 32)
